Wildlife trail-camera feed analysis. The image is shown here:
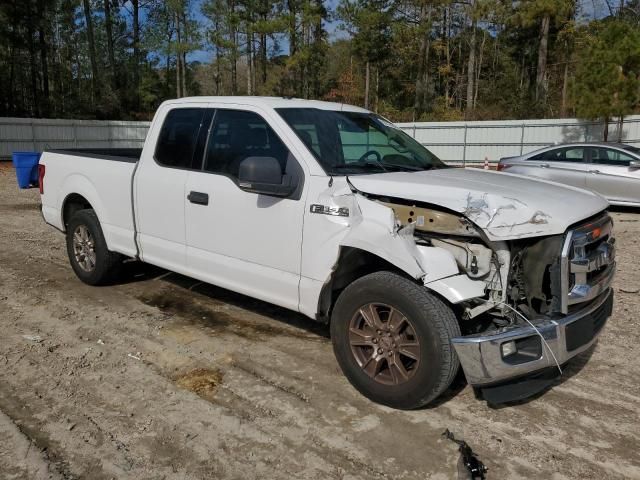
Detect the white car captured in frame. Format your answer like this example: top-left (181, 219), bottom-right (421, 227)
top-left (498, 142), bottom-right (640, 207)
top-left (38, 97), bottom-right (615, 407)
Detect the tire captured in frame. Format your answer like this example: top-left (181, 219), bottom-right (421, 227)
top-left (66, 209), bottom-right (123, 285)
top-left (330, 271), bottom-right (461, 409)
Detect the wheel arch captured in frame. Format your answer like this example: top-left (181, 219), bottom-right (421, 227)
top-left (316, 246), bottom-right (416, 323)
top-left (62, 193), bottom-right (95, 230)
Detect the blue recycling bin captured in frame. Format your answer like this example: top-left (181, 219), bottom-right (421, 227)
top-left (12, 152), bottom-right (41, 189)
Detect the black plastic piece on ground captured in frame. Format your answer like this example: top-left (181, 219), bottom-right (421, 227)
top-left (443, 429), bottom-right (488, 480)
top-left (477, 367), bottom-right (561, 405)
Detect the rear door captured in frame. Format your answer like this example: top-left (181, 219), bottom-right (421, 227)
top-left (586, 147), bottom-right (640, 204)
top-left (184, 105), bottom-right (307, 311)
top-left (134, 106), bottom-right (212, 273)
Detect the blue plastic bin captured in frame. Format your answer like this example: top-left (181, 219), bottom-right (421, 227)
top-left (12, 152), bottom-right (41, 189)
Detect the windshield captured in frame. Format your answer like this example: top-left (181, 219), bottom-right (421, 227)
top-left (276, 108), bottom-right (447, 175)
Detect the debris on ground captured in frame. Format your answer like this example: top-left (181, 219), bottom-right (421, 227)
top-left (443, 429), bottom-right (488, 480)
top-left (22, 334), bottom-right (42, 343)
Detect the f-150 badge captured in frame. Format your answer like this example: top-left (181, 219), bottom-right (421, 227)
top-left (310, 204), bottom-right (349, 217)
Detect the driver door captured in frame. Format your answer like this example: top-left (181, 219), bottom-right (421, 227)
top-left (184, 106), bottom-right (306, 311)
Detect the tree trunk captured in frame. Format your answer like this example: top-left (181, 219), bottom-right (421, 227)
top-left (182, 51), bottom-right (187, 97)
top-left (260, 31), bottom-right (267, 85)
top-left (560, 56), bottom-right (569, 116)
top-left (374, 67), bottom-right (379, 113)
top-left (247, 31), bottom-right (253, 95)
top-left (474, 30), bottom-right (486, 109)
top-left (364, 61), bottom-right (370, 109)
top-left (103, 0), bottom-right (116, 89)
top-left (617, 115), bottom-right (624, 142)
top-left (466, 17), bottom-right (476, 113)
top-left (181, 12), bottom-right (187, 97)
top-left (414, 4), bottom-right (430, 117)
top-left (288, 0), bottom-right (297, 55)
top-left (82, 0), bottom-right (100, 101)
top-left (231, 28), bottom-right (237, 95)
top-left (175, 12), bottom-right (182, 98)
top-left (535, 14), bottom-right (550, 102)
top-left (603, 117), bottom-right (609, 142)
top-left (37, 0), bottom-right (50, 117)
top-left (26, 1), bottom-right (40, 116)
top-left (132, 0), bottom-right (140, 108)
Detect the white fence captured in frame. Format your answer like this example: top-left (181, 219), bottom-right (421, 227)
top-left (0, 117), bottom-right (150, 159)
top-left (3, 115), bottom-right (640, 165)
top-left (397, 116), bottom-right (640, 165)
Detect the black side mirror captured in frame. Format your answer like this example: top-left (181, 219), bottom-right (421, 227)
top-left (238, 156), bottom-right (296, 197)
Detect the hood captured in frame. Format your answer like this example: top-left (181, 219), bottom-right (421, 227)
top-left (348, 168), bottom-right (609, 241)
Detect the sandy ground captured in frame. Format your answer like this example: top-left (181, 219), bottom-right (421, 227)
top-left (0, 161), bottom-right (639, 480)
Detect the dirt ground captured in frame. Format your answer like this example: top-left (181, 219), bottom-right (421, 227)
top-left (0, 162), bottom-right (639, 480)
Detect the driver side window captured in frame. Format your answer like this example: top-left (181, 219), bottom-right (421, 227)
top-left (589, 147), bottom-right (634, 166)
top-left (203, 109), bottom-right (291, 179)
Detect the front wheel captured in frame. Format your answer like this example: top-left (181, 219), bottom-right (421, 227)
top-left (330, 271), bottom-right (461, 409)
top-left (66, 209), bottom-right (123, 285)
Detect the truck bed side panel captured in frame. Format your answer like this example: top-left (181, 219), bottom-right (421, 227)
top-left (40, 152), bottom-right (138, 257)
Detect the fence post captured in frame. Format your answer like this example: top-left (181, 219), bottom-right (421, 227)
top-left (519, 123), bottom-right (525, 155)
top-left (30, 120), bottom-right (37, 151)
top-left (73, 121), bottom-right (78, 147)
top-left (462, 124), bottom-right (468, 167)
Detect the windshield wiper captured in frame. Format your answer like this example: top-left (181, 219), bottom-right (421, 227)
top-left (381, 163), bottom-right (425, 172)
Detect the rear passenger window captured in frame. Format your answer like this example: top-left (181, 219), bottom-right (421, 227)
top-left (155, 108), bottom-right (212, 169)
top-left (204, 110), bottom-right (291, 178)
top-left (531, 147), bottom-right (584, 162)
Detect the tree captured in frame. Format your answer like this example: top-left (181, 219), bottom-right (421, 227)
top-left (338, 0), bottom-right (393, 109)
top-left (573, 19), bottom-right (640, 141)
top-left (512, 0), bottom-right (574, 103)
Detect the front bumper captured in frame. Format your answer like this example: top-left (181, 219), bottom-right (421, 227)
top-left (451, 289), bottom-right (614, 386)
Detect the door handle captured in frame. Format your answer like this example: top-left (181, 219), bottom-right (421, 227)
top-left (588, 169), bottom-right (600, 174)
top-left (539, 163), bottom-right (549, 168)
top-left (187, 191), bottom-right (209, 205)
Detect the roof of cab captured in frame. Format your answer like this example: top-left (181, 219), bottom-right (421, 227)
top-left (160, 96), bottom-right (370, 113)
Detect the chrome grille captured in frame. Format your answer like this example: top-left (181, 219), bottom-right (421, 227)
top-left (560, 214), bottom-right (616, 314)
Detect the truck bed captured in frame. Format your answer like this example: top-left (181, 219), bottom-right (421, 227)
top-left (40, 148), bottom-right (139, 258)
top-left (45, 148), bottom-right (143, 163)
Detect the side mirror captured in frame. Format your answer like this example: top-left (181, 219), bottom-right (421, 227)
top-left (238, 156), bottom-right (296, 197)
top-left (629, 160), bottom-right (640, 170)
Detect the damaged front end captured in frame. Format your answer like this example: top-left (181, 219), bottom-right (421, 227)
top-left (347, 190), bottom-right (615, 400)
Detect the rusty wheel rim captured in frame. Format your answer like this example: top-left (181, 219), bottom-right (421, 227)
top-left (348, 303), bottom-right (420, 385)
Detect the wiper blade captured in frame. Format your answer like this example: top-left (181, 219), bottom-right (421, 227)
top-left (381, 163), bottom-right (425, 172)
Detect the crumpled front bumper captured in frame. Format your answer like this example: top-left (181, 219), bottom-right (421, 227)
top-left (451, 289), bottom-right (614, 386)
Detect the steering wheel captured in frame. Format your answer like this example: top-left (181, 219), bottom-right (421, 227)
top-left (358, 150), bottom-right (382, 163)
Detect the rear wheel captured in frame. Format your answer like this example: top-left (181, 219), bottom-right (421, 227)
top-left (66, 209), bottom-right (122, 285)
top-left (331, 271), bottom-right (460, 409)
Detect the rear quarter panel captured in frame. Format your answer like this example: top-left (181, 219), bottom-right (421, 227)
top-left (40, 152), bottom-right (138, 257)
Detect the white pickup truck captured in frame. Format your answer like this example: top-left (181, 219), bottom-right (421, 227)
top-left (39, 97), bottom-right (616, 408)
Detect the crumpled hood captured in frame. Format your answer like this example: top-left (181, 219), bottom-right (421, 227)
top-left (348, 168), bottom-right (609, 240)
